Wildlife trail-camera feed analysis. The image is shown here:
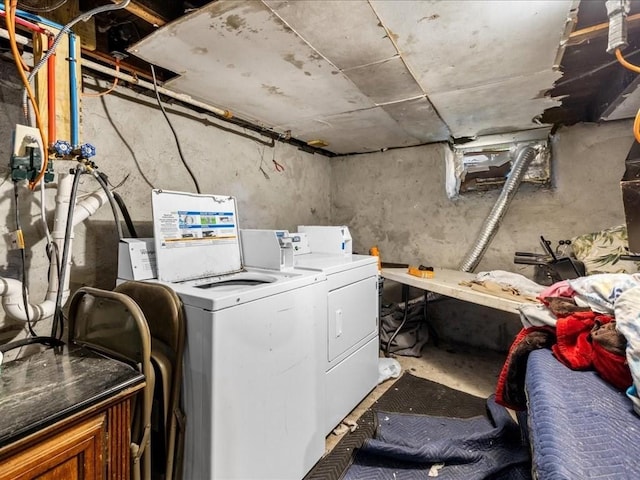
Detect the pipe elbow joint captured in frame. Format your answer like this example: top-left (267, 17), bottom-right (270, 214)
top-left (0, 278), bottom-right (56, 322)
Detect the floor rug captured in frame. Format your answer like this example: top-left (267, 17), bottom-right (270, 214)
top-left (343, 396), bottom-right (531, 480)
top-left (304, 372), bottom-right (491, 480)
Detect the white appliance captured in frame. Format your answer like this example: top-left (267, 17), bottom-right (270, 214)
top-left (117, 237), bottom-right (156, 282)
top-left (294, 250), bottom-right (379, 435)
top-left (291, 232), bottom-right (311, 255)
top-left (151, 191), bottom-right (326, 480)
top-left (241, 227), bottom-right (379, 435)
top-left (240, 229), bottom-right (294, 271)
top-left (298, 225), bottom-right (353, 255)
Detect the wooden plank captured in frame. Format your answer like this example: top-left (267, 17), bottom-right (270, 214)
top-left (112, 0), bottom-right (168, 27)
top-left (567, 13), bottom-right (640, 47)
top-left (34, 27), bottom-right (82, 145)
top-left (47, 0), bottom-right (96, 51)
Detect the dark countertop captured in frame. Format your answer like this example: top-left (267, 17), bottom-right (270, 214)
top-left (0, 345), bottom-right (144, 447)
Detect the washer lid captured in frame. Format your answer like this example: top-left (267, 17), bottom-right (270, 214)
top-left (151, 190), bottom-right (242, 282)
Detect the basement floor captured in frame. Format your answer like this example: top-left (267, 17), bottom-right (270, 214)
top-left (324, 342), bottom-right (508, 454)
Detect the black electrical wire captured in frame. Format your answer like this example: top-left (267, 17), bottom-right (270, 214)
top-left (384, 290), bottom-right (440, 357)
top-left (112, 190), bottom-right (138, 238)
top-left (46, 241), bottom-right (61, 278)
top-left (385, 284), bottom-right (410, 357)
top-left (92, 170), bottom-right (124, 239)
top-left (0, 336), bottom-right (63, 354)
top-left (13, 181), bottom-right (37, 338)
top-left (0, 183), bottom-right (64, 356)
top-left (150, 64), bottom-right (201, 194)
top-left (51, 169), bottom-right (82, 340)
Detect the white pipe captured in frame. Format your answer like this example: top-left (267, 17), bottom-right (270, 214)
top-left (45, 173), bottom-right (73, 304)
top-left (1, 174), bottom-right (111, 322)
top-left (45, 173), bottom-right (73, 303)
top-left (81, 58), bottom-right (233, 119)
top-left (0, 27), bottom-right (29, 46)
top-left (0, 278), bottom-right (56, 322)
top-left (0, 172), bottom-right (72, 321)
top-left (38, 149), bottom-right (53, 247)
top-left (73, 188), bottom-right (109, 226)
top-left (0, 174), bottom-right (74, 321)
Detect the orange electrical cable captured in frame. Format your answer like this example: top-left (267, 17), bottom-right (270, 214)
top-left (5, 0), bottom-right (49, 189)
top-left (615, 48), bottom-right (640, 144)
top-left (615, 48), bottom-right (640, 73)
top-left (82, 59), bottom-right (120, 97)
top-left (0, 10), bottom-right (31, 72)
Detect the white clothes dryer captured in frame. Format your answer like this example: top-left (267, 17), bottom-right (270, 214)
top-left (291, 251), bottom-right (379, 435)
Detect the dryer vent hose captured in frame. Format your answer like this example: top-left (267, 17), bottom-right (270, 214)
top-left (458, 145), bottom-right (537, 273)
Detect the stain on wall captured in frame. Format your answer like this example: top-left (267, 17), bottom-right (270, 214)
top-left (330, 121), bottom-right (633, 351)
top-left (0, 66), bottom-right (331, 351)
top-left (330, 123), bottom-right (631, 272)
top-left (0, 58), bottom-right (635, 353)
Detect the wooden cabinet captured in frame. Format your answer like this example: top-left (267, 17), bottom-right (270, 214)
top-left (1, 415), bottom-right (105, 480)
top-left (0, 347), bottom-right (144, 480)
top-left (0, 387), bottom-right (138, 480)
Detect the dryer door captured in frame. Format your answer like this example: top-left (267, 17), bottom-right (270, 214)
top-left (327, 274), bottom-right (378, 363)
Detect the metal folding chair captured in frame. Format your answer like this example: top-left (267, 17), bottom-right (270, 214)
top-left (68, 287), bottom-right (154, 480)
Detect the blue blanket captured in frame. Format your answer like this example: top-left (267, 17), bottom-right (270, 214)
top-left (526, 348), bottom-right (640, 479)
top-left (343, 395), bottom-right (530, 480)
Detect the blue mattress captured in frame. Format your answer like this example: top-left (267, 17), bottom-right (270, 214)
top-left (525, 349), bottom-right (640, 479)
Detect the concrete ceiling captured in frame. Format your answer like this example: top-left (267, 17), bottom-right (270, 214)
top-left (127, 0), bottom-right (579, 155)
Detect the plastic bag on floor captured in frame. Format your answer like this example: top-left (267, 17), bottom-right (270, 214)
top-left (378, 357), bottom-right (402, 384)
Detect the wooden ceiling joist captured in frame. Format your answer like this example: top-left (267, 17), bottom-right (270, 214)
top-left (567, 13), bottom-right (640, 47)
top-left (111, 0), bottom-right (167, 27)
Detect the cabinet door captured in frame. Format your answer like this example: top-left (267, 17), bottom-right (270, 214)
top-left (0, 415), bottom-right (106, 480)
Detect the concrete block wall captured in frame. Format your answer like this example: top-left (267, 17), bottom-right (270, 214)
top-left (1, 59), bottom-right (636, 353)
top-left (331, 120), bottom-right (634, 351)
top-left (0, 66), bottom-right (331, 352)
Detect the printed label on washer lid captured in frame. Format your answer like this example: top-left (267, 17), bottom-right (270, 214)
top-left (157, 210), bottom-right (237, 248)
top-left (151, 190), bottom-right (243, 282)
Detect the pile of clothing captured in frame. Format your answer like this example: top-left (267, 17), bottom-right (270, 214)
top-left (496, 273), bottom-right (640, 413)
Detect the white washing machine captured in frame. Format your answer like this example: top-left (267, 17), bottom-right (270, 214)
top-left (240, 228), bottom-right (380, 435)
top-left (150, 191), bottom-right (326, 480)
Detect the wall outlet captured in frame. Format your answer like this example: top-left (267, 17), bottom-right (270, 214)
top-left (12, 125), bottom-right (42, 157)
top-left (10, 125), bottom-right (47, 183)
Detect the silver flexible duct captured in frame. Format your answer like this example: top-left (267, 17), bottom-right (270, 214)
top-left (458, 145), bottom-right (537, 273)
top-left (386, 145), bottom-right (537, 351)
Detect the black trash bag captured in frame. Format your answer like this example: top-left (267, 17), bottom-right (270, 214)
top-left (379, 299), bottom-right (429, 357)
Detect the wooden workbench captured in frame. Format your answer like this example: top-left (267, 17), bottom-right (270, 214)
top-left (381, 267), bottom-right (531, 314)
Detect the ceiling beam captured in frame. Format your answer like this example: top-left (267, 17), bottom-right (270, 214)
top-left (82, 48), bottom-right (156, 82)
top-left (567, 13), bottom-right (640, 47)
top-left (111, 0), bottom-right (167, 27)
